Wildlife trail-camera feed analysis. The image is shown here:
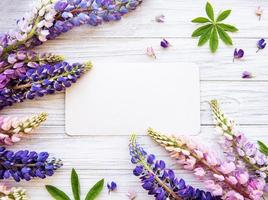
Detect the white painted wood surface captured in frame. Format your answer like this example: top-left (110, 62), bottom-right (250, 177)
top-left (1, 0), bottom-right (268, 199)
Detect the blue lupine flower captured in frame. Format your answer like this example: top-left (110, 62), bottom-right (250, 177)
top-left (0, 146), bottom-right (62, 182)
top-left (257, 38), bottom-right (266, 52)
top-left (107, 181), bottom-right (117, 193)
top-left (129, 135), bottom-right (220, 200)
top-left (0, 61), bottom-right (92, 109)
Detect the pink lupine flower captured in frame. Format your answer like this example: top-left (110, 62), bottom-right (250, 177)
top-left (0, 113), bottom-right (47, 146)
top-left (148, 128), bottom-right (264, 200)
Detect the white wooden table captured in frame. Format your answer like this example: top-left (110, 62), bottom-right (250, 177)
top-left (1, 0), bottom-right (268, 199)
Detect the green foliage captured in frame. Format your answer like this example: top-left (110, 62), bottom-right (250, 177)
top-left (46, 169), bottom-right (104, 200)
top-left (191, 2), bottom-right (238, 53)
top-left (258, 141), bottom-right (268, 156)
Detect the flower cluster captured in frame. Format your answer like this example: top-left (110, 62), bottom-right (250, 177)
top-left (129, 134), bottom-right (217, 200)
top-left (148, 129), bottom-right (266, 200)
top-left (0, 112), bottom-right (47, 146)
top-left (0, 183), bottom-right (28, 200)
top-left (210, 100), bottom-right (268, 181)
top-left (0, 61), bottom-right (92, 109)
top-left (0, 146), bottom-right (62, 182)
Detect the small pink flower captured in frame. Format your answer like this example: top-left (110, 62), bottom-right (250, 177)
top-left (226, 176), bottom-right (238, 185)
top-left (205, 181), bottom-right (223, 196)
top-left (155, 14), bottom-right (165, 23)
top-left (1, 117), bottom-right (12, 131)
top-left (213, 174), bottom-right (225, 181)
top-left (146, 47), bottom-right (156, 59)
top-left (204, 153), bottom-right (218, 166)
top-left (126, 190), bottom-right (137, 200)
top-left (194, 149), bottom-right (204, 158)
top-left (224, 190), bottom-right (244, 200)
top-left (235, 171), bottom-right (249, 184)
top-left (255, 6), bottom-right (263, 21)
top-left (219, 162), bottom-right (236, 174)
top-left (194, 167), bottom-right (206, 177)
top-left (184, 156), bottom-right (196, 170)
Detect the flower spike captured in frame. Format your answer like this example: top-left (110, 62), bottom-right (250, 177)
top-left (0, 146), bottom-right (62, 182)
top-left (129, 134), bottom-right (217, 200)
top-left (148, 128), bottom-right (265, 200)
top-left (0, 112), bottom-right (47, 146)
top-left (209, 100), bottom-right (268, 180)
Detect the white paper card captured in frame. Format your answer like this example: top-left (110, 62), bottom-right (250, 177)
top-left (65, 62), bottom-right (200, 135)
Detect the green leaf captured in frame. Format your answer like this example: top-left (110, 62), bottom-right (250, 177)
top-left (46, 185), bottom-right (71, 200)
top-left (71, 169), bottom-right (80, 200)
top-left (191, 17), bottom-right (210, 23)
top-left (85, 179), bottom-right (104, 200)
top-left (206, 2), bottom-right (214, 21)
top-left (216, 10), bottom-right (231, 22)
top-left (192, 24), bottom-right (212, 37)
top-left (198, 26), bottom-right (213, 46)
top-left (258, 141), bottom-right (268, 156)
top-left (209, 27), bottom-right (218, 53)
top-left (217, 26), bottom-right (233, 45)
top-left (217, 23), bottom-right (238, 32)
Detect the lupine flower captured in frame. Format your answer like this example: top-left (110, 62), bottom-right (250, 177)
top-left (233, 48), bottom-right (244, 62)
top-left (0, 61), bottom-right (92, 109)
top-left (126, 190), bottom-right (137, 200)
top-left (160, 39), bottom-right (170, 48)
top-left (0, 183), bottom-right (28, 200)
top-left (146, 47), bottom-right (156, 58)
top-left (209, 100), bottom-right (268, 181)
top-left (255, 6), bottom-right (263, 21)
top-left (0, 146), bottom-right (62, 182)
top-left (155, 14), bottom-right (165, 23)
top-left (129, 134), bottom-right (217, 200)
top-left (107, 181), bottom-right (117, 193)
top-left (0, 51), bottom-right (64, 89)
top-left (256, 38), bottom-right (266, 52)
top-left (148, 128), bottom-right (266, 200)
top-left (242, 71), bottom-right (254, 79)
top-left (0, 0), bottom-right (143, 57)
top-left (0, 112), bottom-right (47, 146)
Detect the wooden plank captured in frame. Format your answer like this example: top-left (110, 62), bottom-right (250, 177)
top-left (1, 0), bottom-right (267, 38)
top-left (1, 81), bottom-right (268, 127)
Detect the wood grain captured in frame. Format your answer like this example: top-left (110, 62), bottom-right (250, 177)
top-left (1, 0), bottom-right (268, 199)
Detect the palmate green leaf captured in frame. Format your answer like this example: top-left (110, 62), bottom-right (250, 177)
top-left (198, 26), bottom-right (213, 46)
top-left (209, 27), bottom-right (218, 53)
top-left (46, 185), bottom-right (71, 200)
top-left (192, 24), bottom-right (212, 37)
top-left (217, 26), bottom-right (232, 45)
top-left (85, 179), bottom-right (104, 200)
top-left (217, 23), bottom-right (238, 32)
top-left (205, 2), bottom-right (214, 21)
top-left (191, 17), bottom-right (210, 23)
top-left (258, 141), bottom-right (268, 156)
top-left (71, 168), bottom-right (80, 200)
top-left (216, 10), bottom-right (231, 22)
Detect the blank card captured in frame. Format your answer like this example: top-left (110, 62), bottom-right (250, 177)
top-left (65, 62), bottom-right (200, 135)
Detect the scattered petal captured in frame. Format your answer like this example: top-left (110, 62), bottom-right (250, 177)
top-left (233, 48), bottom-right (244, 61)
top-left (126, 190), bottom-right (137, 200)
top-left (160, 39), bottom-right (170, 48)
top-left (146, 47), bottom-right (156, 59)
top-left (107, 181), bottom-right (117, 193)
top-left (255, 6), bottom-right (263, 21)
top-left (242, 71), bottom-right (254, 79)
top-left (256, 38), bottom-right (266, 52)
top-left (155, 14), bottom-right (165, 23)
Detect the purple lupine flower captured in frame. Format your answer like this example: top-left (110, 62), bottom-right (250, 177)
top-left (0, 61), bottom-right (92, 109)
top-left (107, 181), bottom-right (117, 193)
top-left (233, 48), bottom-right (244, 62)
top-left (160, 39), bottom-right (170, 48)
top-left (129, 135), bottom-right (219, 200)
top-left (0, 146), bottom-right (62, 182)
top-left (256, 38), bottom-right (266, 52)
top-left (242, 71), bottom-right (254, 79)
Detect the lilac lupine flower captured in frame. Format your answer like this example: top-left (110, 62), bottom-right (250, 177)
top-left (256, 38), bottom-right (266, 52)
top-left (0, 51), bottom-right (64, 89)
top-left (129, 135), bottom-right (218, 200)
top-left (0, 146), bottom-right (62, 182)
top-left (210, 100), bottom-right (268, 181)
top-left (233, 48), bottom-right (244, 62)
top-left (0, 61), bottom-right (92, 109)
top-left (242, 71), bottom-right (254, 79)
top-left (160, 39), bottom-right (170, 48)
